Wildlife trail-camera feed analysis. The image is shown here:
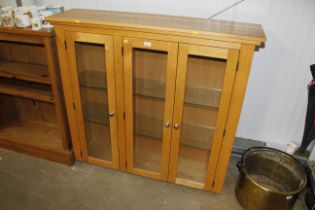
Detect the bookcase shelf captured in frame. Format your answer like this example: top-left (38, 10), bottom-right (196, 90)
top-left (0, 27), bottom-right (73, 165)
top-left (0, 61), bottom-right (50, 84)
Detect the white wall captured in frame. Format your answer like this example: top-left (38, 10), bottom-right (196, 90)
top-left (220, 0), bottom-right (315, 150)
top-left (3, 0), bottom-right (315, 148)
top-left (0, 0), bottom-right (35, 7)
top-left (217, 0), bottom-right (315, 150)
top-left (0, 0), bottom-right (16, 7)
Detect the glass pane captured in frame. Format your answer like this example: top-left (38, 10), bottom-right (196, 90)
top-left (132, 48), bottom-right (167, 173)
top-left (75, 42), bottom-right (112, 161)
top-left (177, 55), bottom-right (227, 183)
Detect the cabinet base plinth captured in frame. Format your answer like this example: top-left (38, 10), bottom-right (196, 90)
top-left (0, 139), bottom-right (74, 165)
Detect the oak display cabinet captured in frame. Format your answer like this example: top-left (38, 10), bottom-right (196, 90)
top-left (47, 9), bottom-right (266, 192)
top-left (0, 27), bottom-right (73, 164)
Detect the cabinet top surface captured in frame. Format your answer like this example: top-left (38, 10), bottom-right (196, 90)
top-left (47, 9), bottom-right (266, 45)
top-left (0, 26), bottom-right (54, 37)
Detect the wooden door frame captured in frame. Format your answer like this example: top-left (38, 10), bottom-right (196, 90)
top-left (65, 31), bottom-right (120, 169)
top-left (168, 43), bottom-right (239, 190)
top-left (123, 37), bottom-right (178, 180)
top-left (204, 49), bottom-right (239, 191)
top-left (211, 44), bottom-right (255, 192)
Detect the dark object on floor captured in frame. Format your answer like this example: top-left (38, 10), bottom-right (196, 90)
top-left (303, 160), bottom-right (315, 210)
top-left (305, 189), bottom-right (315, 210)
top-left (235, 147), bottom-right (307, 210)
top-left (300, 64), bottom-right (315, 152)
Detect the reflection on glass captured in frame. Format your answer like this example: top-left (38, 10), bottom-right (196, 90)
top-left (132, 48), bottom-right (167, 173)
top-left (177, 55), bottom-right (227, 183)
top-left (75, 42), bottom-right (112, 161)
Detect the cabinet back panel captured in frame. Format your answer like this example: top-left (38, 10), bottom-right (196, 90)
top-left (133, 49), bottom-right (167, 81)
top-left (186, 55), bottom-right (226, 89)
top-left (80, 87), bottom-right (108, 104)
top-left (0, 94), bottom-right (19, 127)
top-left (75, 42), bottom-right (106, 73)
top-left (79, 71), bottom-right (106, 89)
top-left (134, 97), bottom-right (164, 118)
top-left (0, 95), bottom-right (64, 151)
top-left (15, 98), bottom-right (57, 124)
top-left (134, 136), bottom-right (162, 173)
top-left (182, 106), bottom-right (218, 127)
top-left (177, 145), bottom-right (210, 183)
top-left (0, 41), bottom-right (47, 65)
top-left (85, 121), bottom-right (112, 161)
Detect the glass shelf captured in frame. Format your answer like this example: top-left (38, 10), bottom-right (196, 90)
top-left (82, 101), bottom-right (214, 150)
top-left (79, 70), bottom-right (107, 90)
top-left (184, 102), bottom-right (218, 110)
top-left (135, 117), bottom-right (214, 150)
top-left (78, 71), bottom-right (221, 110)
top-left (80, 83), bottom-right (107, 91)
top-left (134, 77), bottom-right (221, 109)
top-left (85, 116), bottom-right (108, 125)
top-left (135, 131), bottom-right (213, 151)
top-left (134, 93), bottom-right (165, 102)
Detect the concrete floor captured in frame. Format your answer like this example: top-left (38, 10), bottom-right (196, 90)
top-left (0, 148), bottom-right (308, 210)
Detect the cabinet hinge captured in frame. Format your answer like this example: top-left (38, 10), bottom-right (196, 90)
top-left (223, 129), bottom-right (226, 137)
top-left (73, 102), bottom-right (76, 110)
top-left (123, 112), bottom-right (126, 120)
top-left (236, 61), bottom-right (240, 71)
top-left (64, 40), bottom-right (67, 49)
top-left (121, 46), bottom-right (124, 55)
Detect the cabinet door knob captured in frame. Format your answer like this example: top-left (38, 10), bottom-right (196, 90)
top-left (109, 111), bottom-right (115, 117)
top-left (174, 123), bottom-right (180, 129)
top-left (165, 121), bottom-right (170, 128)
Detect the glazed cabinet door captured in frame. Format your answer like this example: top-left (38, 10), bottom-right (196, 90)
top-left (65, 32), bottom-right (119, 169)
top-left (123, 38), bottom-right (178, 180)
top-left (169, 44), bottom-right (239, 189)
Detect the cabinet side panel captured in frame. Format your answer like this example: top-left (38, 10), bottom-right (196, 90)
top-left (204, 49), bottom-right (239, 191)
top-left (44, 37), bottom-right (71, 151)
top-left (212, 44), bottom-right (255, 193)
top-left (54, 25), bottom-right (82, 160)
